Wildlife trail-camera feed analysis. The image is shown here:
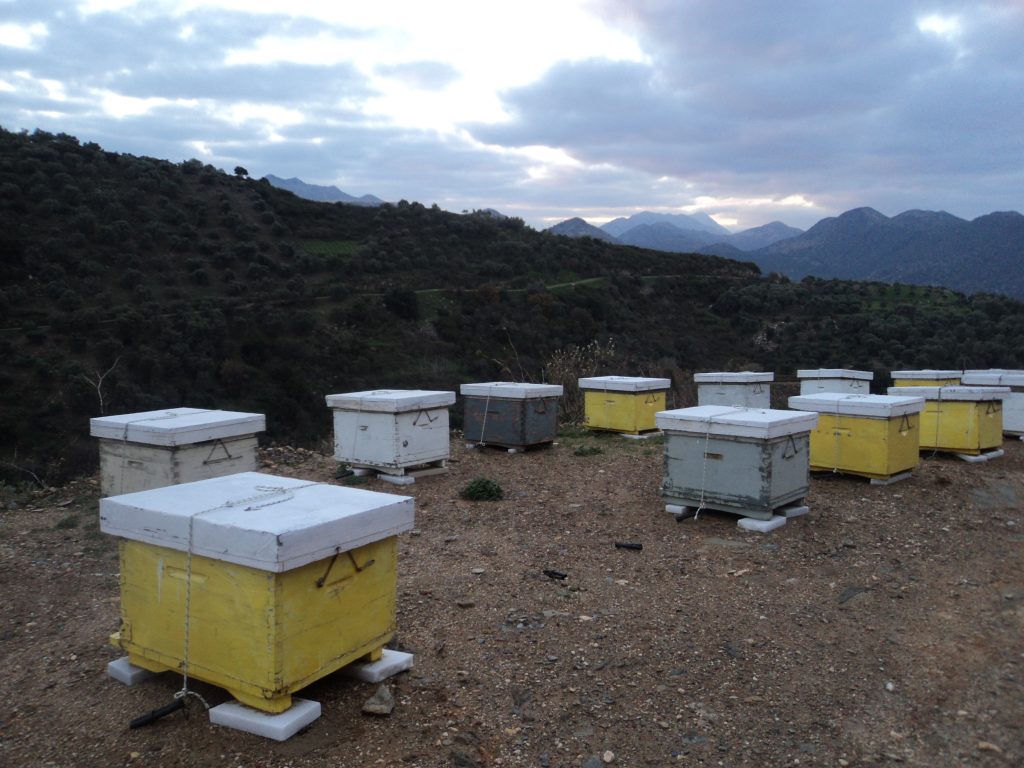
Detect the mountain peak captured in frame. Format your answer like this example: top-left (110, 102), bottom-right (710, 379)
top-left (264, 174), bottom-right (384, 206)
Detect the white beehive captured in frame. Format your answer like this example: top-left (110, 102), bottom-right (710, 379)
top-left (960, 370), bottom-right (1024, 436)
top-left (797, 368), bottom-right (873, 395)
top-left (656, 405), bottom-right (817, 520)
top-left (90, 407), bottom-right (265, 496)
top-left (326, 389), bottom-right (456, 474)
top-left (694, 372), bottom-right (774, 408)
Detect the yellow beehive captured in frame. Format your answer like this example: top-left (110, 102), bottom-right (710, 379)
top-left (887, 386), bottom-right (1008, 455)
top-left (579, 376), bottom-right (670, 434)
top-left (890, 369), bottom-right (961, 387)
top-left (100, 472), bottom-right (414, 713)
top-left (788, 393), bottom-right (925, 481)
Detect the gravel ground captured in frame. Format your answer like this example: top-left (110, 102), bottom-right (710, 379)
top-left (1, 430), bottom-right (1021, 767)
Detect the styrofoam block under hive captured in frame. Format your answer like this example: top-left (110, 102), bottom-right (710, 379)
top-left (694, 372), bottom-right (773, 408)
top-left (580, 376), bottom-right (670, 434)
top-left (209, 698), bottom-right (321, 741)
top-left (343, 649), bottom-right (414, 683)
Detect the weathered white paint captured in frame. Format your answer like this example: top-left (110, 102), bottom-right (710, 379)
top-left (99, 471), bottom-right (414, 572)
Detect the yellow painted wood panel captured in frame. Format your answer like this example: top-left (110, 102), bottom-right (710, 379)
top-left (892, 377), bottom-right (961, 386)
top-left (114, 537), bottom-right (397, 712)
top-left (808, 413), bottom-right (920, 478)
top-left (583, 390), bottom-right (665, 434)
top-left (918, 400), bottom-right (1003, 454)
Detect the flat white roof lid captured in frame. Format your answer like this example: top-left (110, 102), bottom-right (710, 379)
top-left (789, 393), bottom-right (924, 417)
top-left (325, 389), bottom-right (456, 412)
top-left (887, 385), bottom-right (1010, 401)
top-left (460, 382), bottom-right (564, 399)
top-left (578, 376), bottom-right (671, 393)
top-left (655, 405), bottom-right (817, 439)
top-left (890, 369), bottom-right (961, 379)
top-left (99, 472), bottom-right (414, 573)
top-left (796, 369), bottom-right (873, 381)
top-left (90, 407), bottom-right (265, 446)
top-left (961, 372), bottom-right (1024, 387)
top-left (693, 371), bottom-right (774, 384)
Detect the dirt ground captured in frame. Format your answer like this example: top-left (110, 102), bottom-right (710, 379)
top-left (1, 429), bottom-right (1021, 768)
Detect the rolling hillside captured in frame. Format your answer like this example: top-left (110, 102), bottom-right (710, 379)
top-left (2, 127), bottom-right (1023, 483)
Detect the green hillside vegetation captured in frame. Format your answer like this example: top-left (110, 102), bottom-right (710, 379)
top-left (2, 127), bottom-right (1023, 484)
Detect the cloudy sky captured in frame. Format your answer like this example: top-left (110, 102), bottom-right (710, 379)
top-left (1, 0), bottom-right (1021, 231)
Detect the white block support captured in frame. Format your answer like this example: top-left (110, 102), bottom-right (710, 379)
top-left (378, 474), bottom-right (415, 486)
top-left (870, 471), bottom-right (913, 486)
top-left (619, 431), bottom-right (662, 440)
top-left (350, 467), bottom-right (374, 476)
top-left (343, 649), bottom-right (414, 683)
top-left (107, 656), bottom-right (156, 686)
top-left (209, 698), bottom-right (321, 741)
top-left (781, 504), bottom-right (810, 518)
top-left (737, 515), bottom-right (787, 533)
top-left (665, 504), bottom-right (691, 515)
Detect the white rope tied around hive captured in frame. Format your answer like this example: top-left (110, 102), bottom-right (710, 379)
top-left (927, 389), bottom-right (943, 459)
top-left (477, 391), bottom-right (492, 447)
top-left (693, 416), bottom-right (714, 520)
top-left (175, 481), bottom-right (320, 710)
top-left (832, 397), bottom-right (842, 473)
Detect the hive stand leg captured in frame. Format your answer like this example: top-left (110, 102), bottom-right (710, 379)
top-left (225, 687), bottom-right (293, 714)
top-left (361, 647), bottom-right (384, 663)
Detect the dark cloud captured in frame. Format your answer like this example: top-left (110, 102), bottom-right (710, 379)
top-left (1, 1), bottom-right (1021, 229)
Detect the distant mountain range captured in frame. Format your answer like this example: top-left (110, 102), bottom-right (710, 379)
top-left (264, 174), bottom-right (385, 206)
top-left (549, 207), bottom-right (1024, 299)
top-left (547, 210), bottom-right (803, 253)
top-left (736, 207), bottom-right (1024, 298)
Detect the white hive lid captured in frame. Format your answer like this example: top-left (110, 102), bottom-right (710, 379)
top-left (887, 385), bottom-right (1010, 401)
top-left (796, 369), bottom-right (874, 381)
top-left (460, 382), bottom-right (564, 399)
top-left (789, 393), bottom-right (924, 417)
top-left (90, 407), bottom-right (265, 446)
top-left (961, 372), bottom-right (1024, 387)
top-left (655, 405), bottom-right (817, 439)
top-left (693, 371), bottom-right (774, 384)
top-left (325, 389), bottom-right (456, 412)
top-left (99, 472), bottom-right (414, 573)
top-left (578, 376), bottom-right (671, 393)
top-left (890, 369), bottom-right (961, 379)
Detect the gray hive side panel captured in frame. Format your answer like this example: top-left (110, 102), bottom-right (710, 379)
top-left (661, 433), bottom-right (808, 519)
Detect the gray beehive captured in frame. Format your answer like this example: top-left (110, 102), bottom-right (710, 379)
top-left (460, 382), bottom-right (563, 449)
top-left (694, 372), bottom-right (773, 408)
top-left (656, 405), bottom-right (817, 520)
top-left (90, 407), bottom-right (265, 496)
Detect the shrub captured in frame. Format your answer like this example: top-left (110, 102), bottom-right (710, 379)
top-left (460, 478), bottom-right (503, 501)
